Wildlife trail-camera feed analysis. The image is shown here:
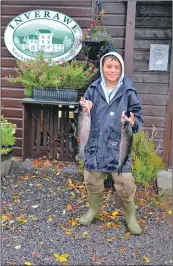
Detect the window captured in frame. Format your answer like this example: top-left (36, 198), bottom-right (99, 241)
top-left (48, 41), bottom-right (50, 44)
top-left (31, 45), bottom-right (36, 51)
top-left (47, 45), bottom-right (50, 49)
top-left (42, 40), bottom-right (44, 44)
top-left (41, 45), bottom-right (45, 50)
top-left (48, 36), bottom-right (50, 39)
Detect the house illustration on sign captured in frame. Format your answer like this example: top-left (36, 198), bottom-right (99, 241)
top-left (14, 28), bottom-right (73, 53)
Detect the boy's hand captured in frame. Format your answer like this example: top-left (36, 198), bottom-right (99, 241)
top-left (121, 111), bottom-right (135, 126)
top-left (80, 97), bottom-right (92, 113)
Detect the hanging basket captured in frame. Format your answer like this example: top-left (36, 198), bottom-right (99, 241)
top-left (33, 88), bottom-right (79, 102)
top-left (82, 40), bottom-right (110, 60)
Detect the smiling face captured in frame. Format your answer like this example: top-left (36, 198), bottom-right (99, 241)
top-left (102, 57), bottom-right (122, 87)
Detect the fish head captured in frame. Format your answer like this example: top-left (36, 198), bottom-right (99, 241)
top-left (121, 118), bottom-right (132, 132)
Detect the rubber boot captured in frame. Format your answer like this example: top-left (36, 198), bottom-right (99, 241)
top-left (121, 200), bottom-right (142, 235)
top-left (79, 193), bottom-right (101, 225)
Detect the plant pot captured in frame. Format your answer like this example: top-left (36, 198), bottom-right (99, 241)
top-left (34, 88), bottom-right (79, 102)
top-left (82, 40), bottom-right (110, 60)
top-left (1, 149), bottom-right (13, 177)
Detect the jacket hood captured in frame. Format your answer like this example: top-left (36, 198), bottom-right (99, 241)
top-left (100, 51), bottom-right (124, 87)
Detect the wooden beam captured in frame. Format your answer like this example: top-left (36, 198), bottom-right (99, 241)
top-left (163, 47), bottom-right (172, 168)
top-left (124, 1), bottom-right (136, 77)
top-left (92, 0), bottom-right (97, 20)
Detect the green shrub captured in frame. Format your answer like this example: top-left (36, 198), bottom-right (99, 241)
top-left (8, 52), bottom-right (98, 97)
top-left (131, 126), bottom-right (165, 186)
top-left (1, 117), bottom-right (16, 155)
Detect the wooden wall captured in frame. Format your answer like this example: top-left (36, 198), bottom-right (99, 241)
top-left (1, 0), bottom-right (172, 166)
top-left (1, 0), bottom-right (93, 156)
top-left (1, 0), bottom-right (128, 156)
top-left (133, 1), bottom-right (172, 159)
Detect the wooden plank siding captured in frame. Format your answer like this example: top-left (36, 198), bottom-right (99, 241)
top-left (1, 0), bottom-right (127, 156)
top-left (1, 0), bottom-right (172, 164)
top-left (1, 1), bottom-right (92, 156)
top-left (134, 1), bottom-right (172, 158)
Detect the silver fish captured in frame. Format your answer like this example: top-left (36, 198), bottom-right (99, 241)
top-left (75, 108), bottom-right (91, 161)
top-left (117, 117), bottom-right (133, 174)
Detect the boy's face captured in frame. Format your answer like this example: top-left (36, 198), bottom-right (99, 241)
top-left (103, 58), bottom-right (121, 84)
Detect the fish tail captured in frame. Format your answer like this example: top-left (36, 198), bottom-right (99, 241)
top-left (117, 165), bottom-right (123, 175)
top-left (75, 154), bottom-right (85, 161)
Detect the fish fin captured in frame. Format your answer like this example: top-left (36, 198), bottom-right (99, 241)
top-left (117, 165), bottom-right (123, 175)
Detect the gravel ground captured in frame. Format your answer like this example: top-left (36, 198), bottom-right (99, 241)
top-left (1, 159), bottom-right (172, 266)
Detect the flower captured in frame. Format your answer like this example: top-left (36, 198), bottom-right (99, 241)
top-left (82, 7), bottom-right (116, 59)
top-left (1, 116), bottom-right (16, 155)
top-left (8, 52), bottom-right (98, 97)
top-left (83, 9), bottom-right (111, 42)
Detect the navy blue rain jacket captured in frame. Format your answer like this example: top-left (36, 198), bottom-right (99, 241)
top-left (81, 76), bottom-right (143, 173)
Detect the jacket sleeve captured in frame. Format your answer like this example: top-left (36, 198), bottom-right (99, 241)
top-left (127, 89), bottom-right (143, 133)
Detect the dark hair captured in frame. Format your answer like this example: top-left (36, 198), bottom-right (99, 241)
top-left (102, 55), bottom-right (120, 66)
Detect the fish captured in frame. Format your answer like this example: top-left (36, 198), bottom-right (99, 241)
top-left (117, 114), bottom-right (133, 175)
top-left (75, 98), bottom-right (91, 161)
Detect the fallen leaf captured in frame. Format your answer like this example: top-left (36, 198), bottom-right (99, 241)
top-left (56, 170), bottom-right (60, 176)
top-left (138, 199), bottom-right (145, 206)
top-left (2, 215), bottom-right (10, 221)
top-left (53, 253), bottom-right (69, 262)
top-left (24, 262), bottom-right (32, 266)
top-left (66, 204), bottom-right (72, 211)
top-left (32, 205), bottom-right (39, 209)
top-left (16, 215), bottom-right (28, 224)
top-left (106, 237), bottom-right (116, 242)
top-left (7, 262), bottom-right (16, 265)
top-left (92, 254), bottom-right (98, 261)
top-left (106, 222), bottom-right (112, 229)
top-left (83, 231), bottom-right (89, 238)
top-left (69, 218), bottom-right (79, 227)
top-left (119, 248), bottom-right (126, 253)
top-left (160, 203), bottom-right (166, 207)
top-left (14, 245), bottom-right (21, 249)
top-left (32, 252), bottom-right (40, 257)
top-left (35, 183), bottom-right (43, 188)
top-left (168, 210), bottom-right (172, 215)
top-left (142, 256), bottom-right (150, 263)
top-left (133, 250), bottom-right (138, 255)
top-left (48, 216), bottom-right (53, 222)
top-left (125, 232), bottom-right (131, 236)
top-left (111, 211), bottom-right (119, 217)
top-left (156, 217), bottom-right (161, 221)
top-left (64, 228), bottom-right (73, 235)
top-left (70, 192), bottom-right (76, 199)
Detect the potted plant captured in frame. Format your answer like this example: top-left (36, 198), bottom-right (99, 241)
top-left (1, 116), bottom-right (16, 176)
top-left (8, 53), bottom-right (98, 102)
top-left (82, 7), bottom-right (117, 60)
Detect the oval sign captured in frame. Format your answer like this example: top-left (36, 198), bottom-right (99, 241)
top-left (4, 9), bottom-right (83, 63)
